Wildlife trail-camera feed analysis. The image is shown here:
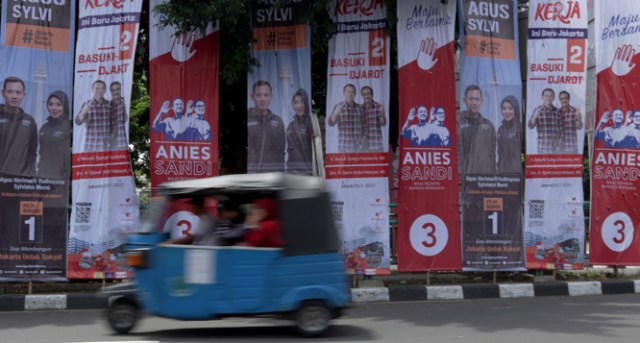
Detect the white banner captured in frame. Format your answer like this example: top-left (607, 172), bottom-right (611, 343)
top-left (325, 1), bottom-right (390, 275)
top-left (524, 0), bottom-right (587, 270)
top-left (68, 0), bottom-right (142, 279)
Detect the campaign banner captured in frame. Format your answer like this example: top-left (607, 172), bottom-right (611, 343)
top-left (68, 0), bottom-right (142, 279)
top-left (247, 1), bottom-right (321, 175)
top-left (396, 0), bottom-right (461, 271)
top-left (458, 0), bottom-right (525, 271)
top-left (325, 1), bottom-right (390, 275)
top-left (0, 0), bottom-right (75, 280)
top-left (591, 1), bottom-right (640, 265)
top-left (149, 0), bottom-right (219, 192)
top-left (524, 0), bottom-right (587, 270)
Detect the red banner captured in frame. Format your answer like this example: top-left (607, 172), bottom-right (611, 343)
top-left (591, 1), bottom-right (640, 264)
top-left (395, 0), bottom-right (461, 271)
top-left (149, 0), bottom-right (219, 191)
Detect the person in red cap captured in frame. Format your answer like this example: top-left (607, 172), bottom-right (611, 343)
top-left (244, 198), bottom-right (283, 248)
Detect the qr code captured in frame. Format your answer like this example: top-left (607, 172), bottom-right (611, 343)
top-left (529, 200), bottom-right (545, 219)
top-left (75, 202), bottom-right (92, 224)
top-left (330, 201), bottom-right (344, 222)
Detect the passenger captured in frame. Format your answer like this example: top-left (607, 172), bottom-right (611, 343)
top-left (171, 198), bottom-right (245, 246)
top-left (244, 198), bottom-right (283, 248)
top-left (212, 200), bottom-right (246, 246)
top-left (171, 196), bottom-right (216, 245)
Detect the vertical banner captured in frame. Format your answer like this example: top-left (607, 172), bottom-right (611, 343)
top-left (0, 0), bottom-right (75, 280)
top-left (149, 0), bottom-right (219, 193)
top-left (248, 1), bottom-right (319, 175)
top-left (591, 1), bottom-right (640, 265)
top-left (326, 1), bottom-right (391, 275)
top-left (396, 0), bottom-right (461, 271)
top-left (458, 0), bottom-right (525, 271)
top-left (524, 0), bottom-right (587, 270)
top-left (68, 1), bottom-right (142, 279)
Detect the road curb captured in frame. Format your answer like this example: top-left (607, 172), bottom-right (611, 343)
top-left (1, 280), bottom-right (639, 311)
top-left (350, 279), bottom-right (640, 303)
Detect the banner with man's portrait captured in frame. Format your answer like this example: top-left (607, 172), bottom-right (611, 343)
top-left (458, 0), bottom-right (526, 271)
top-left (396, 0), bottom-right (461, 271)
top-left (325, 1), bottom-right (391, 275)
top-left (247, 1), bottom-right (320, 176)
top-left (149, 0), bottom-right (219, 189)
top-left (149, 0), bottom-right (219, 240)
top-left (524, 0), bottom-right (587, 270)
top-left (591, 1), bottom-right (640, 265)
top-left (68, 1), bottom-right (142, 279)
top-left (0, 0), bottom-right (75, 280)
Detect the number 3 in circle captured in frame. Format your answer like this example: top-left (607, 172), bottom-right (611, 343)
top-left (601, 212), bottom-right (634, 253)
top-left (409, 214), bottom-right (448, 257)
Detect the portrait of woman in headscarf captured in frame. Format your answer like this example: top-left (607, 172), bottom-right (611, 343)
top-left (38, 90), bottom-right (71, 178)
top-left (286, 88), bottom-right (314, 175)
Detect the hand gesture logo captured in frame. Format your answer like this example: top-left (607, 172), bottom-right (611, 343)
top-left (611, 44), bottom-right (636, 77)
top-left (160, 100), bottom-right (171, 114)
top-left (417, 37), bottom-right (439, 71)
top-left (171, 31), bottom-right (198, 62)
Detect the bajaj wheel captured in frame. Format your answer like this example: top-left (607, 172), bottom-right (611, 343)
top-left (295, 300), bottom-right (331, 337)
top-left (107, 298), bottom-right (139, 334)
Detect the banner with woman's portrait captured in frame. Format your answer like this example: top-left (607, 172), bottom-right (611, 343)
top-left (325, 1), bottom-right (391, 275)
top-left (591, 1), bottom-right (640, 265)
top-left (0, 0), bottom-right (75, 280)
top-left (458, 0), bottom-right (526, 271)
top-left (68, 1), bottom-right (142, 279)
top-left (524, 0), bottom-right (587, 270)
top-left (247, 1), bottom-right (319, 176)
top-left (396, 0), bottom-right (461, 271)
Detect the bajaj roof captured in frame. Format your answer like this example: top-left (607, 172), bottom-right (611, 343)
top-left (161, 173), bottom-right (325, 196)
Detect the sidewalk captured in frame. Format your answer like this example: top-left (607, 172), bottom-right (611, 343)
top-left (1, 266), bottom-right (639, 312)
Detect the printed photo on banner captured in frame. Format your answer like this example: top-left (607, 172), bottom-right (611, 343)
top-left (527, 88), bottom-right (584, 154)
top-left (152, 97), bottom-right (211, 141)
top-left (247, 78), bottom-right (316, 175)
top-left (400, 105), bottom-right (450, 147)
top-left (458, 84), bottom-right (522, 175)
top-left (74, 79), bottom-right (129, 152)
top-left (594, 108), bottom-right (640, 149)
top-left (327, 83), bottom-right (387, 153)
top-left (1, 76), bottom-right (71, 178)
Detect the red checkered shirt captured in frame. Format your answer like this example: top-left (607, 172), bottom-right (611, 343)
top-left (81, 98), bottom-right (114, 152)
top-left (528, 105), bottom-right (561, 154)
top-left (111, 99), bottom-right (128, 150)
top-left (363, 101), bottom-right (385, 151)
top-left (329, 101), bottom-right (364, 152)
top-left (560, 105), bottom-right (579, 153)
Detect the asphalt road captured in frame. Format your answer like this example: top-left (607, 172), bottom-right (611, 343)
top-left (2, 294), bottom-right (640, 343)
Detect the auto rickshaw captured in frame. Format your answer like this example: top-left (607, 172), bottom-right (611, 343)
top-left (99, 173), bottom-right (350, 337)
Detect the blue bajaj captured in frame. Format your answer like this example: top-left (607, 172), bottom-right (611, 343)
top-left (100, 173), bottom-right (350, 337)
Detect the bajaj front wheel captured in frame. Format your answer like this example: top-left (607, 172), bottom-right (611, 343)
top-left (107, 298), bottom-right (139, 334)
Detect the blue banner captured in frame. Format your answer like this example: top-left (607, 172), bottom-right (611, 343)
top-left (247, 1), bottom-right (320, 175)
top-left (458, 0), bottom-right (525, 271)
top-left (0, 0), bottom-right (75, 280)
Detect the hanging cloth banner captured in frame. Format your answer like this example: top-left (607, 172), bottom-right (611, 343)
top-left (591, 1), bottom-right (640, 265)
top-left (149, 0), bottom-right (219, 240)
top-left (0, 0), bottom-right (75, 281)
top-left (325, 0), bottom-right (391, 275)
top-left (524, 0), bottom-right (587, 270)
top-left (247, 1), bottom-right (320, 176)
top-left (68, 0), bottom-right (142, 279)
top-left (150, 0), bottom-right (219, 189)
top-left (458, 0), bottom-right (525, 271)
top-left (396, 0), bottom-right (461, 271)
